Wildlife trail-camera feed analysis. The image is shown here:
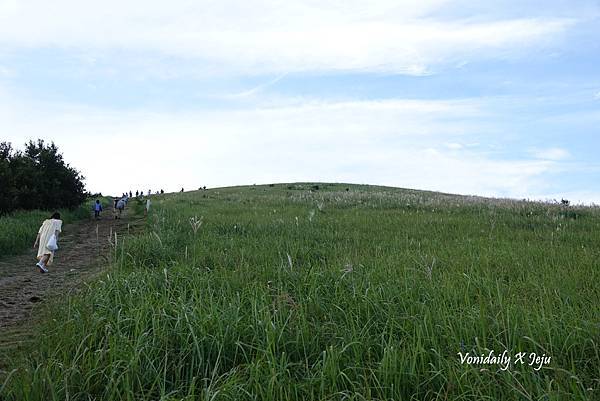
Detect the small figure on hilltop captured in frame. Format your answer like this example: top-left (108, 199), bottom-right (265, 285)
top-left (145, 198), bottom-right (151, 216)
top-left (129, 191), bottom-right (132, 198)
top-left (33, 212), bottom-right (62, 273)
top-left (160, 189), bottom-right (164, 194)
top-left (93, 199), bottom-right (103, 220)
top-left (181, 187), bottom-right (184, 193)
top-left (135, 190), bottom-right (139, 197)
top-left (148, 189), bottom-right (151, 196)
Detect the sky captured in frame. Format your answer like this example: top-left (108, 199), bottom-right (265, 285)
top-left (1, 0), bottom-right (599, 203)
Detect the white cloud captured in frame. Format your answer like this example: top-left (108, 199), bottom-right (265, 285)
top-left (531, 147), bottom-right (571, 161)
top-left (594, 90), bottom-right (600, 100)
top-left (445, 142), bottom-right (464, 150)
top-left (0, 0), bottom-right (573, 75)
top-left (224, 73), bottom-right (289, 99)
top-left (0, 87), bottom-right (563, 199)
top-left (0, 2), bottom-right (593, 202)
top-left (0, 65), bottom-right (14, 78)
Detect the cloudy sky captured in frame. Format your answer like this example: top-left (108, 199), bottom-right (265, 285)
top-left (1, 0), bottom-right (599, 203)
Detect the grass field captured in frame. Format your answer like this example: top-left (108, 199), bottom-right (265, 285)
top-left (0, 197), bottom-right (112, 258)
top-left (1, 184), bottom-right (599, 400)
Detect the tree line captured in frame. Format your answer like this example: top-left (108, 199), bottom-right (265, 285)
top-left (0, 140), bottom-right (87, 215)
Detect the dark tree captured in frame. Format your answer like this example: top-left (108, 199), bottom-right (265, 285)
top-left (0, 140), bottom-right (86, 214)
top-left (0, 142), bottom-right (16, 213)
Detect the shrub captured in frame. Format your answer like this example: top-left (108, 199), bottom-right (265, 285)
top-left (0, 140), bottom-right (86, 215)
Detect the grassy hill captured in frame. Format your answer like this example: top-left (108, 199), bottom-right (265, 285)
top-left (2, 183), bottom-right (599, 400)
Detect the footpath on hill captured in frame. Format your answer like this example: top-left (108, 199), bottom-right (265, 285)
top-left (0, 201), bottom-right (144, 359)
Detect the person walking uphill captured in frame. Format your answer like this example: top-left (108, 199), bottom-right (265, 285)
top-left (33, 212), bottom-right (62, 273)
top-left (93, 199), bottom-right (103, 220)
top-left (115, 198), bottom-right (126, 219)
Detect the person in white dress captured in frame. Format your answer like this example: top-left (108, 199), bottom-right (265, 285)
top-left (33, 212), bottom-right (62, 273)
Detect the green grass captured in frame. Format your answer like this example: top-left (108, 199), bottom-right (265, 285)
top-left (0, 197), bottom-right (112, 258)
top-left (2, 184), bottom-right (599, 400)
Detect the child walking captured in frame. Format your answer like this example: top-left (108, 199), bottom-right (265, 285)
top-left (94, 199), bottom-right (103, 219)
top-left (33, 212), bottom-right (62, 273)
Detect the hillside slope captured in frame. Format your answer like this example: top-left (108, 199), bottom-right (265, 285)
top-left (2, 183), bottom-right (599, 400)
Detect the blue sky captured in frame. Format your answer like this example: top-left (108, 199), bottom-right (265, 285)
top-left (1, 0), bottom-right (599, 202)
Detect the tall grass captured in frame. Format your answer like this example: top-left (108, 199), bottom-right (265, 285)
top-left (0, 197), bottom-right (112, 258)
top-left (2, 184), bottom-right (599, 400)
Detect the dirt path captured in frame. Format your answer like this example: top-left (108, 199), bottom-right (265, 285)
top-left (0, 201), bottom-right (144, 359)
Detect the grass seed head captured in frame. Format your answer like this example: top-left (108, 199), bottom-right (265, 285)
top-left (189, 215), bottom-right (204, 235)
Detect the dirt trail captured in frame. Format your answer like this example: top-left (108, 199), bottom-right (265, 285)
top-left (0, 202), bottom-right (144, 359)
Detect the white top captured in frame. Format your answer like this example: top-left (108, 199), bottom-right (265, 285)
top-left (37, 219), bottom-right (62, 263)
